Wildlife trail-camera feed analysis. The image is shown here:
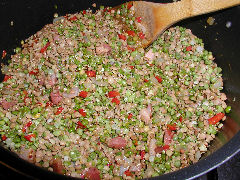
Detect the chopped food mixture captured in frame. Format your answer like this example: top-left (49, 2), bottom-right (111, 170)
top-left (0, 4), bottom-right (230, 180)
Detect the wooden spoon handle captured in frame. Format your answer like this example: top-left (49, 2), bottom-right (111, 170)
top-left (168, 0), bottom-right (240, 22)
top-left (183, 0), bottom-right (240, 16)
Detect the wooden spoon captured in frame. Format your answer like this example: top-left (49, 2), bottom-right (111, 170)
top-left (120, 0), bottom-right (240, 47)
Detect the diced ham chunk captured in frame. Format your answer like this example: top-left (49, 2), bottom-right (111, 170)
top-left (164, 129), bottom-right (174, 145)
top-left (155, 146), bottom-right (164, 153)
top-left (144, 49), bottom-right (155, 61)
top-left (38, 74), bottom-right (57, 87)
top-left (50, 158), bottom-right (65, 174)
top-left (46, 74), bottom-right (57, 86)
top-left (149, 138), bottom-right (156, 156)
top-left (155, 145), bottom-right (170, 153)
top-left (85, 167), bottom-right (101, 180)
top-left (0, 99), bottom-right (16, 110)
top-left (19, 146), bottom-right (36, 163)
top-left (96, 43), bottom-right (111, 55)
top-left (140, 104), bottom-right (152, 124)
top-left (108, 137), bottom-right (127, 149)
top-left (63, 86), bottom-right (79, 98)
top-left (38, 75), bottom-right (45, 85)
top-left (50, 91), bottom-right (62, 105)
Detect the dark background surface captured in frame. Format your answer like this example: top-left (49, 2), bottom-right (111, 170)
top-left (0, 0), bottom-right (240, 179)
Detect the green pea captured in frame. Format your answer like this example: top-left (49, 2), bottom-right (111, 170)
top-left (210, 76), bottom-right (217, 83)
top-left (64, 161), bottom-right (71, 166)
top-left (15, 47), bottom-right (21, 53)
top-left (31, 107), bottom-right (39, 115)
top-left (152, 172), bottom-right (160, 177)
top-left (173, 134), bottom-right (178, 141)
top-left (77, 128), bottom-right (83, 135)
top-left (53, 130), bottom-right (61, 136)
top-left (207, 125), bottom-right (217, 135)
top-left (126, 150), bottom-right (132, 157)
top-left (12, 110), bottom-right (19, 116)
top-left (82, 134), bottom-right (87, 139)
top-left (0, 120), bottom-right (5, 125)
top-left (68, 127), bottom-right (75, 133)
top-left (161, 153), bottom-right (166, 162)
top-left (185, 111), bottom-right (192, 118)
top-left (225, 106), bottom-right (231, 113)
top-left (165, 161), bottom-right (171, 170)
top-left (184, 81), bottom-right (189, 86)
top-left (89, 152), bottom-right (97, 159)
top-left (174, 151), bottom-right (180, 157)
top-left (178, 132), bottom-right (183, 139)
top-left (184, 136), bottom-right (191, 143)
top-left (154, 157), bottom-right (161, 163)
top-left (174, 160), bottom-right (181, 168)
top-left (116, 151), bottom-right (122, 156)
top-left (97, 164), bottom-right (104, 170)
top-left (216, 105), bottom-right (224, 113)
top-left (198, 121), bottom-right (204, 128)
top-left (0, 112), bottom-right (4, 118)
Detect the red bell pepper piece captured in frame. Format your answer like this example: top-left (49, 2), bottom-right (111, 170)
top-left (108, 91), bottom-right (120, 98)
top-left (1, 135), bottom-right (7, 141)
top-left (127, 3), bottom-right (133, 9)
top-left (112, 98), bottom-right (120, 105)
top-left (127, 46), bottom-right (135, 51)
top-left (163, 145), bottom-right (170, 150)
top-left (22, 121), bottom-right (32, 133)
top-left (77, 121), bottom-right (86, 129)
top-left (140, 150), bottom-right (145, 160)
top-left (164, 129), bottom-right (174, 145)
top-left (134, 140), bottom-right (138, 146)
top-left (129, 66), bottom-right (134, 69)
top-left (23, 91), bottom-right (32, 105)
top-left (155, 76), bottom-right (162, 83)
top-left (167, 123), bottom-right (177, 131)
top-left (155, 145), bottom-right (170, 153)
top-left (179, 116), bottom-right (183, 122)
top-left (69, 16), bottom-right (78, 21)
top-left (29, 68), bottom-right (39, 75)
top-left (23, 90), bottom-right (28, 96)
top-left (2, 50), bottom-right (7, 59)
top-left (24, 134), bottom-right (36, 142)
top-left (107, 163), bottom-right (112, 167)
top-left (128, 113), bottom-right (133, 120)
top-left (3, 75), bottom-right (11, 82)
top-left (144, 79), bottom-right (149, 82)
top-left (107, 8), bottom-right (113, 12)
top-left (126, 30), bottom-right (135, 36)
top-left (36, 102), bottom-right (42, 106)
top-left (86, 70), bottom-right (96, 77)
top-left (139, 32), bottom-right (145, 39)
top-left (79, 91), bottom-right (88, 98)
top-left (208, 113), bottom-right (225, 125)
top-left (136, 17), bottom-right (142, 23)
top-left (124, 170), bottom-right (132, 176)
top-left (79, 109), bottom-right (86, 117)
top-left (118, 34), bottom-right (126, 41)
top-left (40, 42), bottom-right (50, 53)
top-left (82, 10), bottom-right (86, 15)
top-left (46, 101), bottom-right (54, 107)
top-left (55, 107), bottom-right (64, 115)
top-left (186, 46), bottom-right (192, 51)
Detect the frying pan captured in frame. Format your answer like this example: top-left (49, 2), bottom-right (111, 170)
top-left (0, 0), bottom-right (239, 179)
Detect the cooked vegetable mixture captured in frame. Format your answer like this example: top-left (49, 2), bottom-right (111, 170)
top-left (0, 4), bottom-right (230, 180)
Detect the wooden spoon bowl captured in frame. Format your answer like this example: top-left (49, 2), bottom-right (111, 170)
top-left (117, 0), bottom-right (240, 47)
